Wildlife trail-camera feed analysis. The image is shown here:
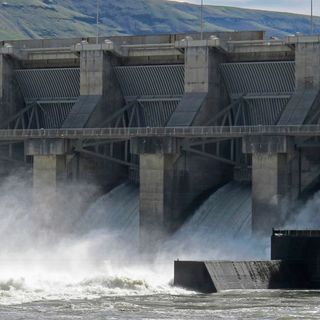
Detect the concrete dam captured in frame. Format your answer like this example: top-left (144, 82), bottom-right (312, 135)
top-left (1, 31), bottom-right (320, 253)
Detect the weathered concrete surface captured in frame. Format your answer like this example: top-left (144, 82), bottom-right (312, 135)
top-left (139, 152), bottom-right (178, 250)
top-left (276, 39), bottom-right (320, 126)
top-left (168, 42), bottom-right (228, 127)
top-left (242, 135), bottom-right (294, 154)
top-left (174, 260), bottom-right (306, 293)
top-left (27, 139), bottom-right (68, 192)
top-left (136, 137), bottom-right (231, 251)
top-left (251, 153), bottom-right (293, 233)
top-left (33, 154), bottom-right (66, 191)
top-left (62, 45), bottom-right (126, 190)
top-left (295, 41), bottom-right (320, 90)
top-left (0, 54), bottom-right (23, 122)
top-left (25, 139), bottom-right (69, 156)
top-left (63, 48), bottom-right (123, 128)
top-left (243, 136), bottom-right (298, 234)
top-left (32, 153), bottom-right (67, 227)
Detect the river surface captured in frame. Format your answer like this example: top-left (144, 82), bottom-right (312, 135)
top-left (0, 290), bottom-right (320, 319)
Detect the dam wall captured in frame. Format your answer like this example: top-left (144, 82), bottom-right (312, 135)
top-left (2, 32), bottom-right (320, 249)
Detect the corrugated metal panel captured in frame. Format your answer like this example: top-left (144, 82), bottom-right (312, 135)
top-left (114, 65), bottom-right (184, 97)
top-left (37, 102), bottom-right (74, 128)
top-left (138, 100), bottom-right (179, 127)
top-left (220, 61), bottom-right (295, 97)
top-left (15, 68), bottom-right (80, 101)
top-left (244, 97), bottom-right (289, 125)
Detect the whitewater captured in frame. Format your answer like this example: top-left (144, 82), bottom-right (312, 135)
top-left (0, 174), bottom-right (320, 319)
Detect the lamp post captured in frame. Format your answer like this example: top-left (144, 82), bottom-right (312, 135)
top-left (96, 0), bottom-right (100, 44)
top-left (311, 0), bottom-right (314, 35)
top-left (200, 0), bottom-right (204, 40)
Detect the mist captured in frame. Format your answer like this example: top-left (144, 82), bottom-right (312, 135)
top-left (0, 174), bottom-right (288, 305)
top-left (283, 190), bottom-right (320, 229)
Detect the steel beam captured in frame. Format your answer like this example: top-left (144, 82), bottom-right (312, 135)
top-left (183, 147), bottom-right (237, 166)
top-left (76, 148), bottom-right (137, 168)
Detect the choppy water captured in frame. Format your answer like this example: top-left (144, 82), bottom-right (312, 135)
top-left (1, 290), bottom-right (320, 319)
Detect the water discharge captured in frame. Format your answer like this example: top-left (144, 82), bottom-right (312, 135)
top-left (0, 174), bottom-right (266, 307)
top-left (0, 177), bottom-right (187, 306)
top-left (0, 175), bottom-right (320, 318)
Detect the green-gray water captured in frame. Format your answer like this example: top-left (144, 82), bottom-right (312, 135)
top-left (1, 290), bottom-right (320, 319)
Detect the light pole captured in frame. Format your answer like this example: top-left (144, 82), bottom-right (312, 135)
top-left (311, 0), bottom-right (314, 35)
top-left (200, 0), bottom-right (204, 40)
top-left (96, 0), bottom-right (100, 44)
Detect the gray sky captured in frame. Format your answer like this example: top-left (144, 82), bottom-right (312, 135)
top-left (170, 0), bottom-right (317, 15)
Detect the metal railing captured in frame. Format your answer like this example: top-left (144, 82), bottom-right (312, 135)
top-left (1, 125), bottom-right (320, 140)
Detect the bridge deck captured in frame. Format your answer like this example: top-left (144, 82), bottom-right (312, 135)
top-left (0, 125), bottom-right (319, 140)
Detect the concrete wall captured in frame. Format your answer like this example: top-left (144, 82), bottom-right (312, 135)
top-left (69, 47), bottom-right (127, 190)
top-left (4, 31), bottom-right (264, 50)
top-left (139, 152), bottom-right (177, 249)
top-left (174, 260), bottom-right (308, 293)
top-left (182, 44), bottom-right (229, 126)
top-left (135, 137), bottom-right (231, 250)
top-left (296, 42), bottom-right (320, 90)
top-left (243, 136), bottom-right (299, 234)
top-left (86, 52), bottom-right (124, 127)
top-left (0, 54), bottom-right (23, 121)
top-left (251, 153), bottom-right (291, 232)
top-left (33, 155), bottom-right (66, 191)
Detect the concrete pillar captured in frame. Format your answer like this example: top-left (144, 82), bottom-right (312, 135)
top-left (251, 153), bottom-right (290, 232)
top-left (0, 53), bottom-right (21, 121)
top-left (78, 44), bottom-right (124, 125)
top-left (139, 153), bottom-right (177, 250)
top-left (184, 45), bottom-right (212, 93)
top-left (132, 137), bottom-right (181, 251)
top-left (243, 136), bottom-right (298, 235)
top-left (25, 139), bottom-right (68, 226)
top-left (33, 155), bottom-right (66, 191)
top-left (181, 38), bottom-right (228, 125)
top-left (80, 49), bottom-right (105, 96)
top-left (69, 44), bottom-right (126, 190)
top-left (25, 139), bottom-right (68, 191)
top-left (295, 40), bottom-right (320, 90)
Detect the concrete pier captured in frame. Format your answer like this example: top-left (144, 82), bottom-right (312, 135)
top-left (63, 43), bottom-right (123, 128)
top-left (168, 38), bottom-right (228, 126)
top-left (243, 136), bottom-right (298, 234)
top-left (132, 137), bottom-right (180, 250)
top-left (0, 53), bottom-right (20, 121)
top-left (25, 139), bottom-right (68, 191)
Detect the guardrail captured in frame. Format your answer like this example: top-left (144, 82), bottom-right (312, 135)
top-left (0, 125), bottom-right (320, 140)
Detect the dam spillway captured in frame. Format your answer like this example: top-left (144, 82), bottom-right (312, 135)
top-left (1, 31), bottom-right (320, 251)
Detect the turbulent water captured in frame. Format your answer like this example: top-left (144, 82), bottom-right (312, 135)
top-left (0, 176), bottom-right (319, 319)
